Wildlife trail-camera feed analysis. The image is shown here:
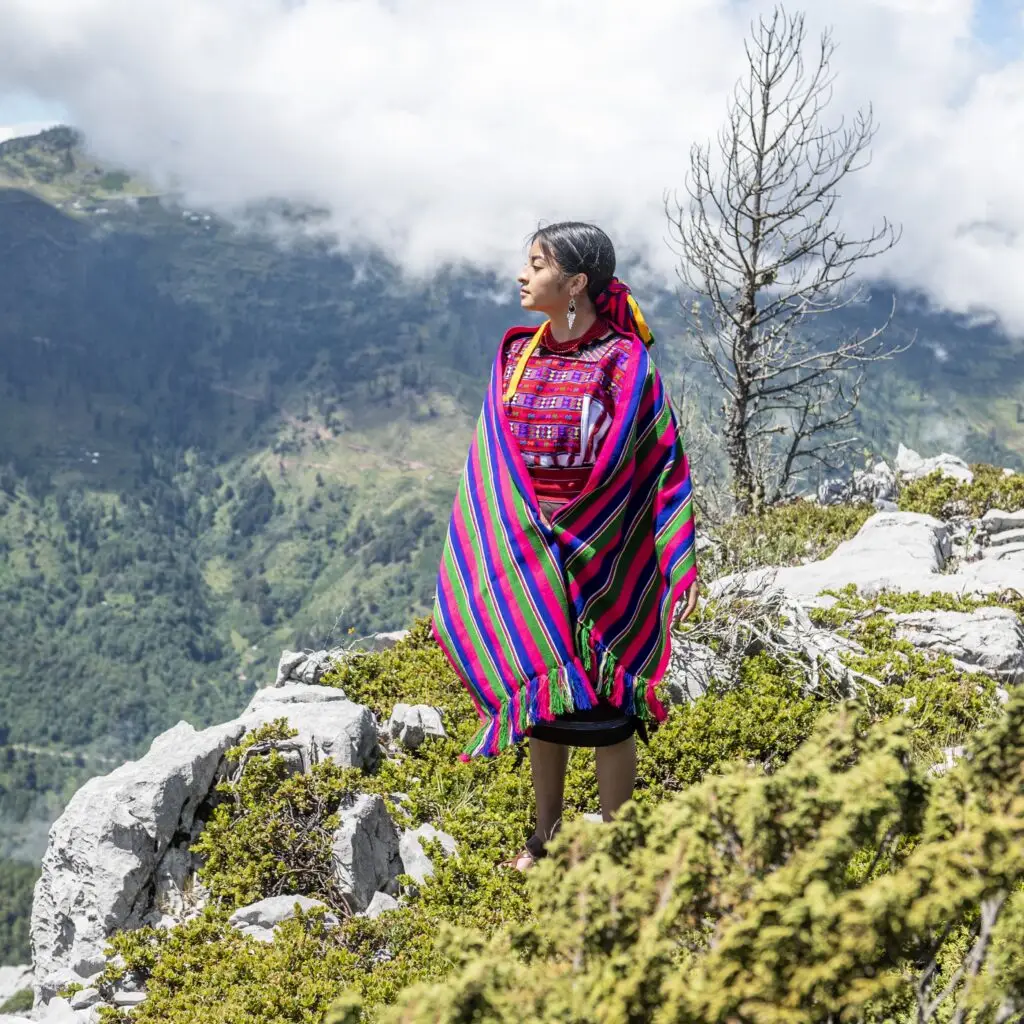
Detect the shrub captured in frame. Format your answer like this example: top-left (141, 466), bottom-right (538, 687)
top-left (0, 989), bottom-right (33, 1013)
top-left (704, 500), bottom-right (873, 575)
top-left (192, 720), bottom-right (359, 909)
top-left (349, 692), bottom-right (1024, 1024)
top-left (899, 463), bottom-right (1024, 519)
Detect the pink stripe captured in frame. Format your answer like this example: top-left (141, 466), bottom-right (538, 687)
top-left (486, 377), bottom-right (576, 653)
top-left (438, 534), bottom-right (504, 712)
top-left (430, 613), bottom-right (486, 720)
top-left (466, 427), bottom-right (550, 677)
top-left (553, 347), bottom-right (649, 538)
top-left (611, 663), bottom-right (626, 706)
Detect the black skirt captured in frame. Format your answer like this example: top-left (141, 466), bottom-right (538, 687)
top-left (528, 697), bottom-right (647, 748)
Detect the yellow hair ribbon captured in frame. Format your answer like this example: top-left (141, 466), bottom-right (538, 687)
top-left (503, 322), bottom-right (548, 403)
top-left (627, 294), bottom-right (654, 346)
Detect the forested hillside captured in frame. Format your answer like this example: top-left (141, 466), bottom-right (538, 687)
top-left (2, 125), bottom-right (1024, 879)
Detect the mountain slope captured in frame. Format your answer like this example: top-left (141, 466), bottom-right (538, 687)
top-left (2, 125), bottom-right (1024, 858)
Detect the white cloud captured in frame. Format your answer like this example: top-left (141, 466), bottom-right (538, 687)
top-left (0, 0), bottom-right (1021, 334)
top-left (0, 119), bottom-right (59, 143)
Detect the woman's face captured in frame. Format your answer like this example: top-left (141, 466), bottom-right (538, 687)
top-left (517, 240), bottom-right (580, 314)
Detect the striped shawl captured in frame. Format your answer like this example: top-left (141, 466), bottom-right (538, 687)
top-left (432, 327), bottom-right (697, 759)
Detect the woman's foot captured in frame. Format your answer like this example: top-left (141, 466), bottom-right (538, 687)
top-left (500, 833), bottom-right (547, 872)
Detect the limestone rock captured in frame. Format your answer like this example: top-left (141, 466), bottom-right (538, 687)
top-left (896, 444), bottom-right (974, 484)
top-left (399, 824), bottom-right (458, 885)
top-left (228, 895), bottom-right (338, 942)
top-left (359, 892), bottom-right (401, 919)
top-left (386, 704), bottom-right (446, 750)
top-left (242, 700), bottom-right (378, 770)
top-left (244, 682), bottom-right (349, 715)
top-left (68, 988), bottom-right (101, 1011)
top-left (30, 719), bottom-right (246, 1003)
top-left (367, 630), bottom-right (409, 650)
top-left (712, 512), bottom-right (951, 602)
top-left (982, 509), bottom-right (1024, 535)
top-left (331, 794), bottom-right (402, 913)
top-left (661, 639), bottom-right (730, 704)
top-left (275, 650), bottom-right (307, 685)
top-left (892, 607), bottom-right (1024, 682)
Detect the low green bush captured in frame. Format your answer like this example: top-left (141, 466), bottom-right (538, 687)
top-left (350, 693), bottom-right (1024, 1024)
top-left (704, 500), bottom-right (873, 574)
top-left (0, 988), bottom-right (33, 1013)
top-left (192, 720), bottom-right (359, 909)
top-left (899, 463), bottom-right (1024, 519)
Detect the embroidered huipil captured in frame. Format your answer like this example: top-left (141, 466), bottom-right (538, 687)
top-left (501, 317), bottom-right (631, 511)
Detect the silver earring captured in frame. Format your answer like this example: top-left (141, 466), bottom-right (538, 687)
top-left (566, 297), bottom-right (577, 331)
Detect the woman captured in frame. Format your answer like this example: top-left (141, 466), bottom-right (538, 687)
top-left (432, 222), bottom-right (699, 871)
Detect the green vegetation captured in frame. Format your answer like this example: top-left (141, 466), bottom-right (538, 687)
top-left (193, 721), bottom-right (359, 909)
top-left (0, 858), bottom-right (38, 964)
top-left (703, 499), bottom-right (873, 574)
top-left (0, 988), bottom-right (33, 1014)
top-left (4, 123), bottom-right (1024, 1016)
top-left (83, 590), bottom-right (1018, 1023)
top-left (899, 462), bottom-right (1024, 518)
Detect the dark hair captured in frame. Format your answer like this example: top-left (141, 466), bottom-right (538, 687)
top-left (531, 221), bottom-right (616, 302)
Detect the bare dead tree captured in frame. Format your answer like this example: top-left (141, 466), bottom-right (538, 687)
top-left (666, 6), bottom-right (910, 515)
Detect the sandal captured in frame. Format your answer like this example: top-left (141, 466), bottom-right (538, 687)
top-left (500, 834), bottom-right (548, 872)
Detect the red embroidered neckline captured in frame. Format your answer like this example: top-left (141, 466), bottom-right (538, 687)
top-left (541, 317), bottom-right (609, 355)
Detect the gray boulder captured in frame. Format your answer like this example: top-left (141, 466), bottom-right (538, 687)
top-left (892, 607), bottom-right (1024, 682)
top-left (275, 650), bottom-right (308, 685)
top-left (712, 512), bottom-right (952, 602)
top-left (386, 704), bottom-right (446, 749)
top-left (399, 824), bottom-right (458, 885)
top-left (331, 795), bottom-right (402, 913)
top-left (228, 895), bottom-right (338, 943)
top-left (30, 719), bottom-right (246, 1003)
top-left (274, 649), bottom-right (338, 686)
top-left (896, 444), bottom-right (973, 485)
top-left (242, 700), bottom-right (378, 770)
top-left (244, 682), bottom-right (349, 714)
top-left (359, 892), bottom-right (401, 919)
top-left (661, 639), bottom-right (730, 704)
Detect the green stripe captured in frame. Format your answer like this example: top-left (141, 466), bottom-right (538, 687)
top-left (477, 419), bottom-right (560, 664)
top-left (442, 533), bottom-right (507, 697)
top-left (457, 444), bottom-right (523, 681)
top-left (579, 492), bottom-right (656, 626)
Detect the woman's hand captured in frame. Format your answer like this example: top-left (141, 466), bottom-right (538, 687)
top-left (671, 580), bottom-right (700, 630)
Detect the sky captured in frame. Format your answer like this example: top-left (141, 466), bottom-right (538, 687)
top-left (0, 0), bottom-right (1023, 335)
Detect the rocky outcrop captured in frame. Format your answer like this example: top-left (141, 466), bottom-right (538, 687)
top-left (716, 507), bottom-right (1024, 602)
top-left (895, 443), bottom-right (974, 484)
top-left (31, 719), bottom-right (246, 1003)
top-left (244, 682), bottom-right (349, 713)
top-left (385, 704), bottom-right (446, 750)
top-left (228, 895), bottom-right (339, 943)
top-left (274, 633), bottom-right (409, 686)
top-left (713, 511), bottom-right (952, 602)
top-left (818, 461), bottom-right (898, 507)
top-left (892, 607), bottom-right (1024, 682)
top-left (31, 681), bottom-right (381, 1005)
top-left (242, 696), bottom-right (379, 770)
top-left (398, 824), bottom-right (458, 885)
top-left (331, 794), bottom-right (402, 913)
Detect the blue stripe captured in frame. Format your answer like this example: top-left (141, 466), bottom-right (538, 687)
top-left (463, 435), bottom-right (539, 680)
top-left (483, 381), bottom-right (574, 663)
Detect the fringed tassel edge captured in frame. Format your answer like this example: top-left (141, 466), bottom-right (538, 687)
top-left (460, 655), bottom-right (597, 760)
top-left (576, 619), bottom-right (668, 726)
